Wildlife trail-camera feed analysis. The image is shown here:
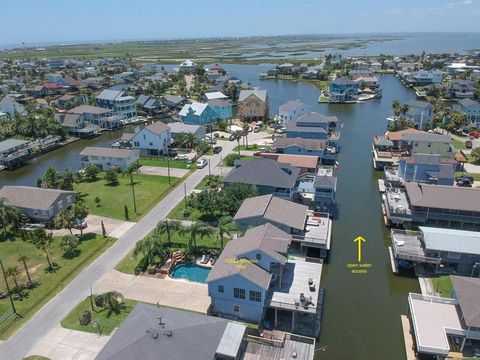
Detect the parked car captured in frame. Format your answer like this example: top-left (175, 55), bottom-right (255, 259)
top-left (456, 178), bottom-right (473, 187)
top-left (276, 127), bottom-right (286, 134)
top-left (253, 126), bottom-right (260, 133)
top-left (205, 137), bottom-right (217, 144)
top-left (455, 175), bottom-right (474, 182)
top-left (74, 219), bottom-right (88, 230)
top-left (196, 159), bottom-right (208, 169)
top-left (177, 154), bottom-right (189, 160)
top-left (213, 146), bottom-right (222, 154)
top-left (469, 130), bottom-right (480, 138)
top-left (229, 134), bottom-right (238, 141)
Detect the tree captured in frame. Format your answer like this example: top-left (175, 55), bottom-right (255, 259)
top-left (194, 190), bottom-right (221, 218)
top-left (72, 201), bottom-right (89, 238)
top-left (203, 175), bottom-right (222, 189)
top-left (220, 183), bottom-right (258, 216)
top-left (133, 235), bottom-right (165, 266)
top-left (223, 153), bottom-right (241, 166)
top-left (84, 164), bottom-right (100, 181)
top-left (29, 229), bottom-right (54, 270)
top-left (94, 197), bottom-right (101, 207)
top-left (43, 166), bottom-right (58, 189)
top-left (242, 123), bottom-right (250, 149)
top-left (217, 120), bottom-right (228, 132)
top-left (445, 111), bottom-right (468, 133)
top-left (180, 221), bottom-right (214, 250)
top-left (54, 208), bottom-right (75, 235)
top-left (95, 291), bottom-right (125, 315)
top-left (155, 219), bottom-right (181, 246)
top-left (124, 205), bottom-right (129, 220)
top-left (6, 266), bottom-right (22, 300)
top-left (59, 168), bottom-right (75, 190)
top-left (216, 216), bottom-right (239, 249)
top-left (177, 132), bottom-right (198, 149)
top-left (471, 147), bottom-right (480, 164)
top-left (400, 103), bottom-right (410, 116)
top-left (0, 198), bottom-right (24, 237)
top-left (61, 235), bottom-right (80, 258)
top-left (17, 254), bottom-right (32, 284)
top-left (105, 169), bottom-right (118, 185)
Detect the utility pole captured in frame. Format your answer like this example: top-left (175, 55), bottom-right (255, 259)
top-left (208, 159), bottom-right (211, 176)
top-left (166, 147), bottom-right (171, 185)
top-left (0, 260), bottom-right (16, 315)
top-left (183, 183), bottom-right (187, 208)
top-left (129, 172), bottom-right (137, 214)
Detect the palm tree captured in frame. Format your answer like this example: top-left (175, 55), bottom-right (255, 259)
top-left (6, 266), bottom-right (22, 299)
top-left (0, 199), bottom-right (24, 237)
top-left (155, 219), bottom-right (180, 247)
top-left (181, 221), bottom-right (214, 251)
top-left (54, 208), bottom-right (74, 235)
top-left (400, 103), bottom-right (409, 116)
top-left (180, 132), bottom-right (198, 149)
top-left (233, 131), bottom-right (242, 156)
top-left (216, 216), bottom-right (239, 249)
top-left (17, 254), bottom-right (32, 284)
top-left (132, 235), bottom-right (164, 266)
top-left (242, 123), bottom-right (250, 149)
top-left (391, 99), bottom-right (401, 120)
top-left (72, 201), bottom-right (89, 238)
top-left (29, 229), bottom-right (54, 270)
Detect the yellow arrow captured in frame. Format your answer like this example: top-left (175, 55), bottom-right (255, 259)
top-left (354, 236), bottom-right (366, 262)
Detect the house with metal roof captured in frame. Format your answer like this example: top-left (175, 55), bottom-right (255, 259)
top-left (238, 88), bottom-right (269, 121)
top-left (452, 98), bottom-right (480, 127)
top-left (206, 223), bottom-right (323, 337)
top-left (69, 105), bottom-right (122, 130)
top-left (258, 153), bottom-right (319, 175)
top-left (178, 102), bottom-right (219, 125)
top-left (54, 112), bottom-right (99, 138)
top-left (0, 186), bottom-right (75, 222)
top-left (135, 94), bottom-right (162, 116)
top-left (0, 96), bottom-right (27, 119)
top-left (96, 302), bottom-right (315, 360)
top-left (272, 137), bottom-right (336, 164)
top-left (131, 122), bottom-right (171, 156)
top-left (384, 183), bottom-right (480, 228)
top-left (286, 112), bottom-right (340, 151)
top-left (224, 158), bottom-right (300, 200)
top-left (278, 100), bottom-right (311, 126)
top-left (95, 89), bottom-right (137, 121)
top-left (446, 79), bottom-right (476, 99)
top-left (79, 146), bottom-right (139, 171)
top-left (407, 276), bottom-right (480, 357)
top-left (162, 94), bottom-right (188, 110)
top-left (391, 227), bottom-right (480, 274)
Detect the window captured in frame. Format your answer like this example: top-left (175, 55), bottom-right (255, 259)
top-left (233, 305), bottom-right (240, 313)
top-left (249, 290), bottom-right (262, 302)
top-left (256, 253), bottom-right (262, 261)
top-left (218, 285), bottom-right (224, 293)
top-left (233, 288), bottom-right (245, 299)
top-left (447, 252), bottom-right (461, 260)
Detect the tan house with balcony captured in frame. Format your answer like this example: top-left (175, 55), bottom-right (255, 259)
top-left (238, 88), bottom-right (269, 121)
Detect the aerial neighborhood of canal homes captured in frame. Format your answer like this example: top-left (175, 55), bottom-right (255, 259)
top-left (2, 28), bottom-right (480, 360)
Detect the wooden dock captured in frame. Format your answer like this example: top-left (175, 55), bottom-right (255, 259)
top-left (400, 315), bottom-right (417, 360)
top-left (388, 246), bottom-right (399, 274)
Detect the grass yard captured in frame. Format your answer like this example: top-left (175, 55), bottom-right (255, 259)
top-left (167, 200), bottom-right (216, 222)
top-left (233, 144), bottom-right (263, 151)
top-left (431, 275), bottom-right (453, 297)
top-left (74, 173), bottom-right (179, 221)
top-left (115, 232), bottom-right (220, 275)
top-left (194, 175), bottom-right (224, 191)
top-left (138, 157), bottom-right (196, 170)
top-left (0, 233), bottom-right (115, 339)
top-left (61, 297), bottom-right (137, 335)
top-left (302, 79), bottom-right (329, 91)
top-left (455, 172), bottom-right (480, 181)
top-left (451, 139), bottom-right (467, 150)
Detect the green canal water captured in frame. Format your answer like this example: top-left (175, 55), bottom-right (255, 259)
top-left (0, 66), bottom-right (421, 359)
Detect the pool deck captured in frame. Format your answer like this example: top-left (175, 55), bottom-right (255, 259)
top-left (93, 270), bottom-right (210, 313)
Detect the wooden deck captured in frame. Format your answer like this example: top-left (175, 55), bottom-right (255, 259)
top-left (400, 315), bottom-right (417, 360)
top-left (243, 339), bottom-right (314, 360)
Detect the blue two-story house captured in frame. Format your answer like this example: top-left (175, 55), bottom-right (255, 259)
top-left (328, 77), bottom-right (358, 103)
top-left (179, 102), bottom-right (219, 125)
top-left (272, 137), bottom-right (336, 164)
top-left (207, 99), bottom-right (232, 121)
top-left (394, 154), bottom-right (456, 186)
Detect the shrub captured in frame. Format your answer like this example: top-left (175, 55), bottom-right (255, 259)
top-left (223, 153), bottom-right (240, 167)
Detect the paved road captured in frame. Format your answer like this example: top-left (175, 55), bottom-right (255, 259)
top-left (0, 134), bottom-right (264, 360)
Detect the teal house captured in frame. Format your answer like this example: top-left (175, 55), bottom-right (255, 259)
top-left (179, 102), bottom-right (219, 125)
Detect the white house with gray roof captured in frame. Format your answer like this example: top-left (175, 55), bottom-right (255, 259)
top-left (0, 97), bottom-right (27, 119)
top-left (0, 186), bottom-right (75, 222)
top-left (79, 146), bottom-right (139, 171)
top-left (207, 223), bottom-right (323, 337)
top-left (131, 121), bottom-right (171, 155)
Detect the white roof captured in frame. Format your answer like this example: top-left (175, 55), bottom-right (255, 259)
top-left (204, 91), bottom-right (227, 100)
top-left (180, 59), bottom-right (196, 67)
top-left (179, 102), bottom-right (209, 117)
top-left (215, 322), bottom-right (246, 358)
top-left (420, 226), bottom-right (480, 255)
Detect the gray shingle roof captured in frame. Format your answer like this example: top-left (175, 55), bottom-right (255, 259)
top-left (224, 158), bottom-right (299, 189)
top-left (143, 121), bottom-right (170, 135)
top-left (279, 99), bottom-right (307, 113)
top-left (206, 224), bottom-right (291, 288)
top-left (96, 303), bottom-right (229, 360)
top-left (233, 194), bottom-right (308, 231)
top-left (405, 183), bottom-right (480, 212)
top-left (273, 137), bottom-right (327, 151)
top-left (239, 88), bottom-right (268, 102)
top-left (168, 122), bottom-right (201, 134)
top-left (296, 112), bottom-right (337, 125)
top-left (0, 139), bottom-right (29, 153)
top-left (450, 275), bottom-right (480, 328)
top-left (69, 105), bottom-right (111, 115)
top-left (402, 132), bottom-right (450, 143)
top-left (0, 186), bottom-right (74, 210)
top-left (79, 146), bottom-right (136, 159)
top-left (96, 89), bottom-right (124, 101)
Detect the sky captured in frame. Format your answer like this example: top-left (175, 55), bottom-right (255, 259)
top-left (1, 0), bottom-right (480, 45)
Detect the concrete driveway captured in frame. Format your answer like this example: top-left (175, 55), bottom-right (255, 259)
top-left (51, 214), bottom-right (136, 239)
top-left (26, 325), bottom-right (110, 360)
top-left (138, 165), bottom-right (190, 178)
top-left (93, 270), bottom-right (210, 313)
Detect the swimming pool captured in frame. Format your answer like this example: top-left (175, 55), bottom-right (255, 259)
top-left (170, 263), bottom-right (211, 283)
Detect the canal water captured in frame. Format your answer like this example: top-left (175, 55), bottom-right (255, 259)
top-left (0, 64), bottom-right (421, 359)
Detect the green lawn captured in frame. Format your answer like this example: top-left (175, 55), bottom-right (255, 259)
top-left (302, 79), bottom-right (329, 91)
top-left (431, 275), bottom-right (453, 297)
top-left (455, 172), bottom-right (480, 181)
top-left (138, 157), bottom-right (196, 170)
top-left (233, 144), bottom-right (261, 151)
top-left (225, 154), bottom-right (255, 165)
top-left (194, 176), bottom-right (224, 191)
top-left (115, 232), bottom-right (220, 275)
top-left (0, 233), bottom-right (115, 339)
top-left (167, 200), bottom-right (216, 222)
top-left (61, 297), bottom-right (137, 335)
top-left (452, 139), bottom-right (467, 150)
top-left (74, 173), bottom-right (180, 221)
